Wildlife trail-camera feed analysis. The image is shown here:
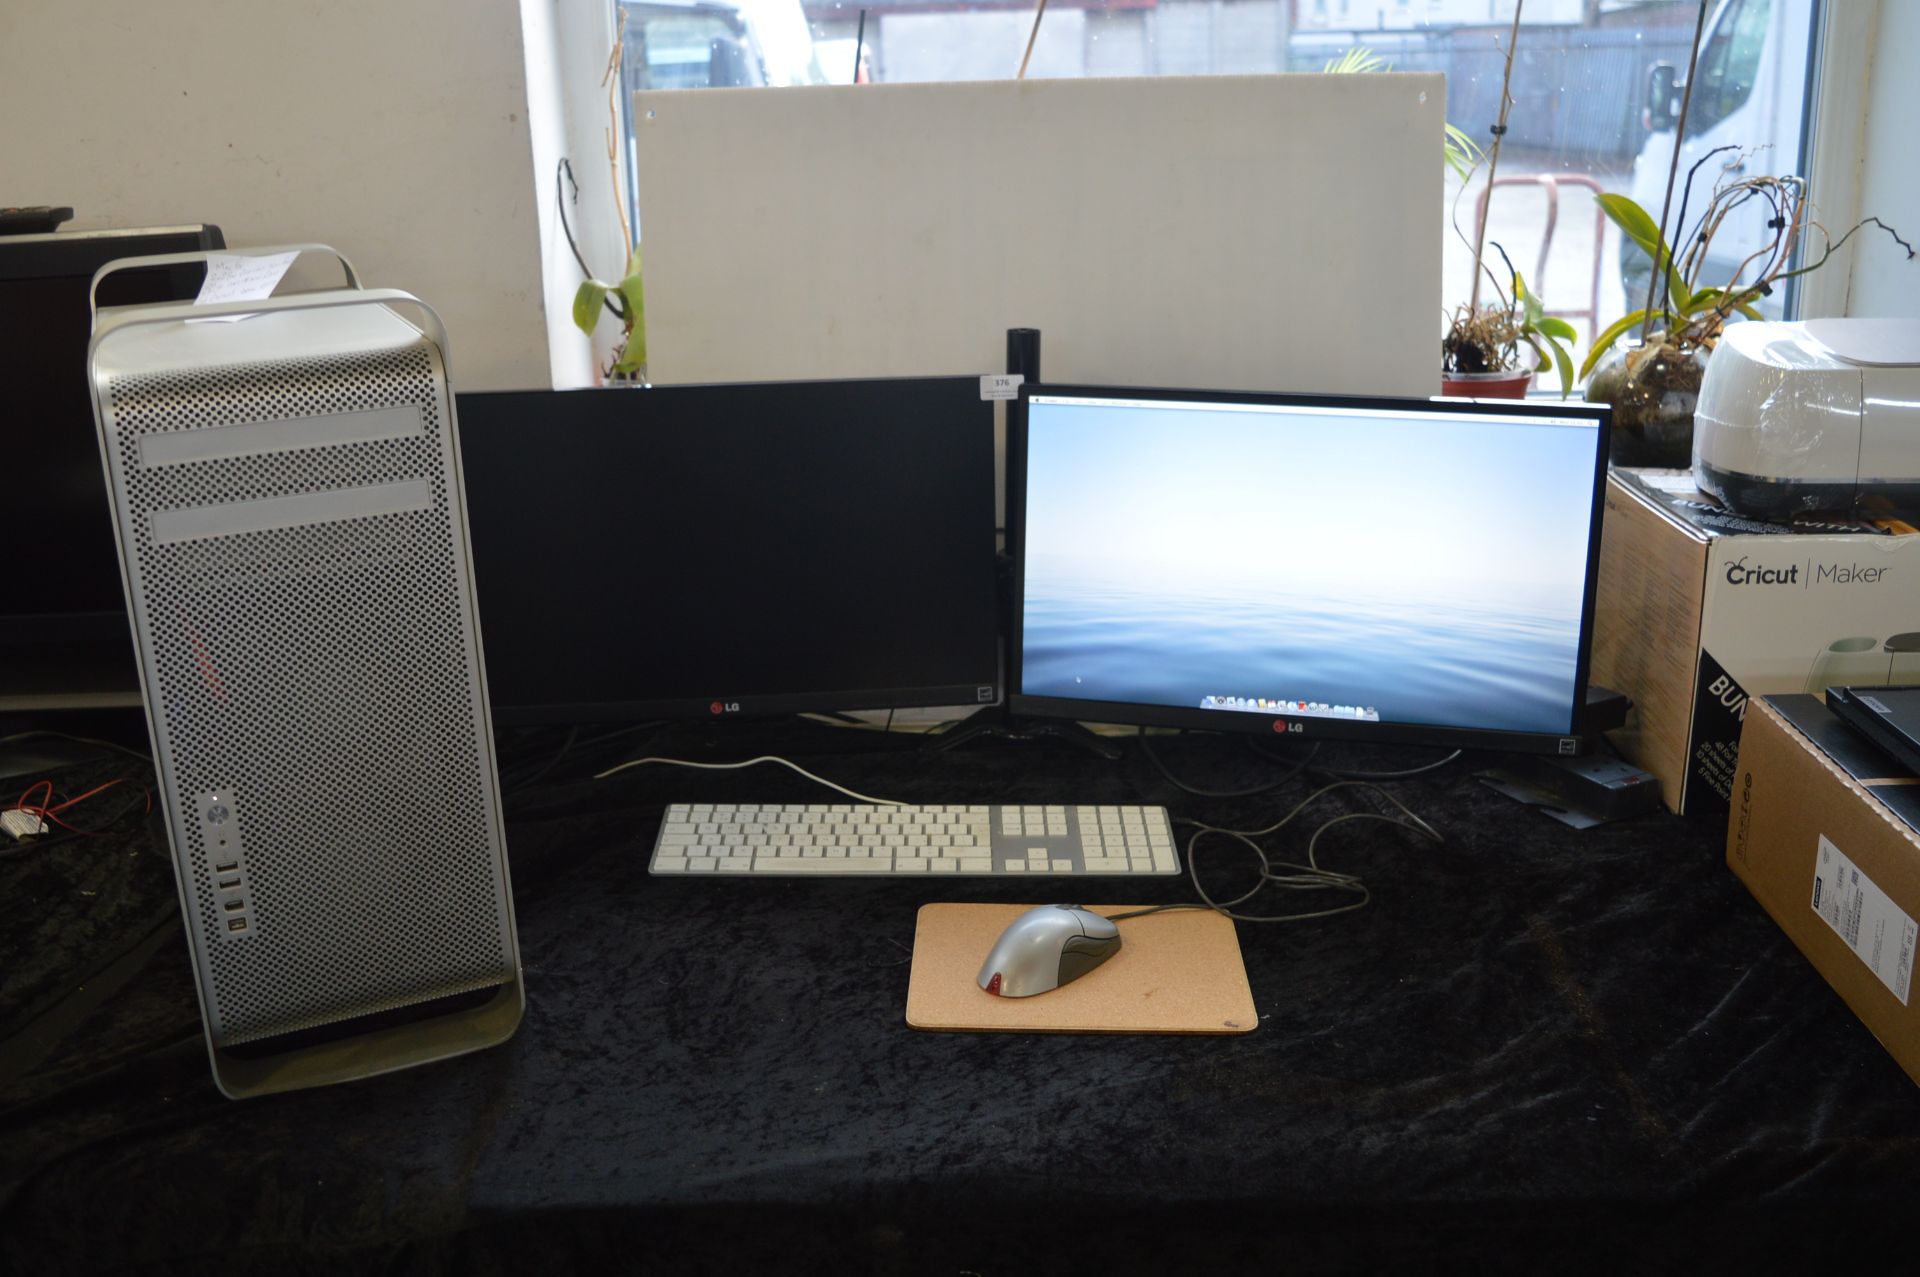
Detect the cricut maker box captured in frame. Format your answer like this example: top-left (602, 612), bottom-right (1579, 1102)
top-left (1730, 696), bottom-right (1920, 1087)
top-left (1593, 470), bottom-right (1920, 815)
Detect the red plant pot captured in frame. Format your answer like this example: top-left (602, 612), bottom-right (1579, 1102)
top-left (1440, 369), bottom-right (1534, 399)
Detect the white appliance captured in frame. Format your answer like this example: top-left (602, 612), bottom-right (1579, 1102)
top-left (1692, 318), bottom-right (1920, 518)
top-left (87, 245), bottom-right (523, 1098)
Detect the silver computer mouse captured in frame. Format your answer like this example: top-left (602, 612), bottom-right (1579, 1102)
top-left (977, 904), bottom-right (1122, 998)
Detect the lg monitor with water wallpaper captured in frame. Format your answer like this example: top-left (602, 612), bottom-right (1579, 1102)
top-left (1010, 386), bottom-right (1611, 755)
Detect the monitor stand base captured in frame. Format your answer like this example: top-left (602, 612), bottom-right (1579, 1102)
top-left (924, 712), bottom-right (1124, 761)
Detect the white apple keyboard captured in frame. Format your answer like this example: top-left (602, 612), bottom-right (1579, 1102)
top-left (647, 802), bottom-right (1180, 876)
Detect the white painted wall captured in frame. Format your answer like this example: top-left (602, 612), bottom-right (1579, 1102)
top-left (2, 0), bottom-right (554, 390)
top-left (1845, 0), bottom-right (1920, 318)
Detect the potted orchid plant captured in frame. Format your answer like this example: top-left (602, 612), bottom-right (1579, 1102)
top-left (1438, 0), bottom-right (1574, 399)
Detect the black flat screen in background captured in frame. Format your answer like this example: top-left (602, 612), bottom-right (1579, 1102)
top-left (2, 226), bottom-right (222, 706)
top-left (457, 380), bottom-right (1000, 723)
top-left (2, 228), bottom-right (221, 631)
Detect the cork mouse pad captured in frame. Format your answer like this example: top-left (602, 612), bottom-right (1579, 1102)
top-left (906, 903), bottom-right (1257, 1034)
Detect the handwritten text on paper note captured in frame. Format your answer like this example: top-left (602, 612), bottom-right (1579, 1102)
top-left (190, 252), bottom-right (300, 322)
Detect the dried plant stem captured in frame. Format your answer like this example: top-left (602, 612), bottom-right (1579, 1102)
top-left (1717, 180), bottom-right (1806, 299)
top-left (1674, 144), bottom-right (1744, 281)
top-left (1468, 0), bottom-right (1524, 311)
top-left (603, 14), bottom-right (633, 257)
top-left (1643, 0), bottom-right (1711, 345)
top-left (1018, 0), bottom-right (1050, 80)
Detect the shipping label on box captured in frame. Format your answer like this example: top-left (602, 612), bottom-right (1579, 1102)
top-left (1811, 833), bottom-right (1918, 1007)
top-left (1729, 696), bottom-right (1920, 1087)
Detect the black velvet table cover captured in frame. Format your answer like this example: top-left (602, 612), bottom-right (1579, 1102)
top-left (5, 718), bottom-right (1920, 1275)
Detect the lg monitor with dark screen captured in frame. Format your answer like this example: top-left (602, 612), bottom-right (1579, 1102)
top-left (1010, 386), bottom-right (1611, 755)
top-left (457, 378), bottom-right (1001, 723)
top-left (1, 224), bottom-right (224, 707)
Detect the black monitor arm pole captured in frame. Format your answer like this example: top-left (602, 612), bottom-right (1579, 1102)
top-left (926, 328), bottom-right (1122, 761)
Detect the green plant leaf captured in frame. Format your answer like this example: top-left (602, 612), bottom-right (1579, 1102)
top-left (1595, 192), bottom-right (1693, 314)
top-left (611, 340), bottom-right (647, 376)
top-left (609, 245), bottom-right (646, 367)
top-left (1594, 192), bottom-right (1663, 258)
top-left (1547, 337), bottom-right (1574, 399)
top-left (615, 274), bottom-right (646, 369)
top-left (1691, 286), bottom-right (1766, 322)
top-left (1323, 46), bottom-right (1388, 74)
top-left (572, 280), bottom-right (609, 336)
top-left (1580, 308), bottom-right (1657, 380)
top-left (1444, 123), bottom-right (1482, 182)
top-left (1537, 316), bottom-right (1579, 342)
top-left (1515, 271), bottom-right (1548, 326)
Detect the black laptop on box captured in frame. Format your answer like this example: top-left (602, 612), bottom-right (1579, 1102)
top-left (1827, 685), bottom-right (1920, 778)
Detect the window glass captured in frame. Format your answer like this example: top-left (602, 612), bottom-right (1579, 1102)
top-left (616, 0), bottom-right (1819, 383)
top-left (622, 5), bottom-right (769, 92)
top-left (1694, 0), bottom-right (1771, 128)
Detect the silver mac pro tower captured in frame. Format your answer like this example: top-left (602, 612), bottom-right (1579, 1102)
top-left (86, 246), bottom-right (522, 1098)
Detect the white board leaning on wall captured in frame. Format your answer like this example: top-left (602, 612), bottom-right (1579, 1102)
top-left (631, 73), bottom-right (1444, 399)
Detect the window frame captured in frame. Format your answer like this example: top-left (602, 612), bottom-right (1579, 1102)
top-left (1793, 0), bottom-right (1869, 319)
top-left (568, 0), bottom-right (1873, 383)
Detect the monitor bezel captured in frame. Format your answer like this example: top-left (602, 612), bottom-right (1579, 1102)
top-left (1, 224), bottom-right (225, 709)
top-left (456, 378), bottom-right (1005, 727)
top-left (1007, 383), bottom-right (1613, 756)
top-left (477, 680), bottom-right (1004, 729)
top-left (0, 224), bottom-right (222, 283)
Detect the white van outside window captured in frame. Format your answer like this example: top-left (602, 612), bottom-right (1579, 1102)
top-left (1624, 0), bottom-right (1814, 321)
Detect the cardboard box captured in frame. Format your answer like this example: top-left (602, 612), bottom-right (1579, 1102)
top-left (1592, 470), bottom-right (1920, 814)
top-left (1729, 696), bottom-right (1920, 1087)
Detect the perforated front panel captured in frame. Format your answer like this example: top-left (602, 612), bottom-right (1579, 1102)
top-left (100, 330), bottom-right (514, 1046)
